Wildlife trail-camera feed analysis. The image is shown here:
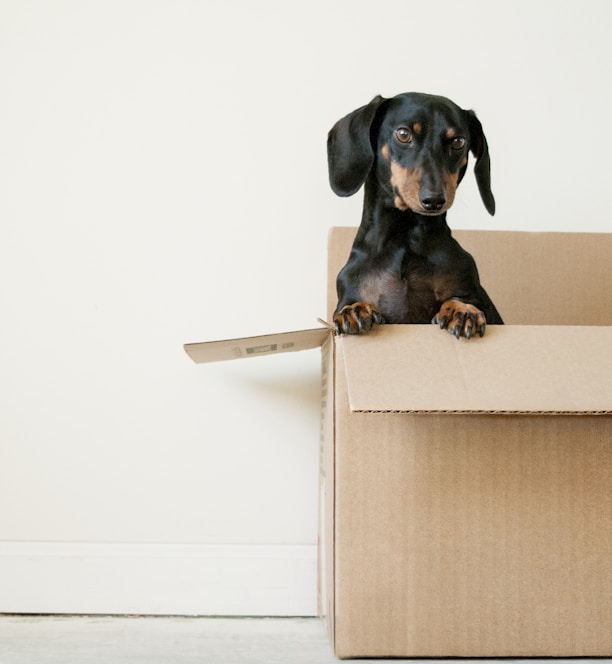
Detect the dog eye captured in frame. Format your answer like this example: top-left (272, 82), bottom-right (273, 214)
top-left (451, 137), bottom-right (466, 151)
top-left (395, 127), bottom-right (412, 144)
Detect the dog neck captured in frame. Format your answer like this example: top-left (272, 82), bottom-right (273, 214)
top-left (355, 175), bottom-right (452, 251)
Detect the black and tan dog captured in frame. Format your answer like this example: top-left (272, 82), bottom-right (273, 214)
top-left (328, 92), bottom-right (503, 339)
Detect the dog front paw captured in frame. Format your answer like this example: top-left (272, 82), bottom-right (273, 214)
top-left (432, 299), bottom-right (486, 339)
top-left (334, 302), bottom-right (383, 335)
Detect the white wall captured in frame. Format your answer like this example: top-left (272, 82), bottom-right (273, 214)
top-left (1, 0), bottom-right (611, 615)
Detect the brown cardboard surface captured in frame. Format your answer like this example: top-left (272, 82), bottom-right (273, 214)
top-left (318, 333), bottom-right (335, 644)
top-left (454, 229), bottom-right (612, 326)
top-left (186, 227), bottom-right (612, 657)
top-left (324, 228), bottom-right (612, 658)
top-left (332, 342), bottom-right (612, 656)
top-left (339, 323), bottom-right (612, 414)
top-left (184, 327), bottom-right (329, 363)
top-left (327, 227), bottom-right (612, 325)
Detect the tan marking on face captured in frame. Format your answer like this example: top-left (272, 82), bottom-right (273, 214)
top-left (390, 162), bottom-right (422, 211)
top-left (461, 156), bottom-right (468, 167)
top-left (381, 143), bottom-right (390, 162)
top-left (412, 122), bottom-right (422, 135)
top-left (390, 161), bottom-right (459, 214)
top-left (446, 127), bottom-right (456, 139)
top-left (389, 154), bottom-right (461, 214)
top-left (442, 170), bottom-right (459, 209)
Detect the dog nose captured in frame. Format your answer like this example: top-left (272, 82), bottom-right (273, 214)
top-left (419, 191), bottom-right (446, 212)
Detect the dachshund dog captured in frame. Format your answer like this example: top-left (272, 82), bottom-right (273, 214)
top-left (328, 92), bottom-right (503, 339)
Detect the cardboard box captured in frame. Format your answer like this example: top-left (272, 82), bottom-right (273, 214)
top-left (185, 227), bottom-right (612, 658)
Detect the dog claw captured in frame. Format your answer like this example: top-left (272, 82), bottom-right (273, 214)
top-left (433, 300), bottom-right (487, 340)
top-left (333, 302), bottom-right (382, 335)
top-left (357, 316), bottom-right (368, 334)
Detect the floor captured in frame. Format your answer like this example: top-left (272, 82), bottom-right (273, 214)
top-left (0, 616), bottom-right (609, 664)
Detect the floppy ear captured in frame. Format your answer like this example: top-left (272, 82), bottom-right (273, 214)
top-left (327, 95), bottom-right (387, 197)
top-left (466, 110), bottom-right (495, 216)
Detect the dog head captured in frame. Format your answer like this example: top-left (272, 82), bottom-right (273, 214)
top-left (327, 92), bottom-right (495, 216)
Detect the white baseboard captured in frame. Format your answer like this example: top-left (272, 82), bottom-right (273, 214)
top-left (0, 542), bottom-right (318, 616)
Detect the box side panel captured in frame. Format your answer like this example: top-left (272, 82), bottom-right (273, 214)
top-left (328, 227), bottom-right (612, 327)
top-left (333, 350), bottom-right (612, 658)
top-left (317, 334), bottom-right (336, 645)
top-left (454, 230), bottom-right (612, 326)
top-left (327, 227), bottom-right (358, 321)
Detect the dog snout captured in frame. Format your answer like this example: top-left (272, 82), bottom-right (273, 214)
top-left (419, 189), bottom-right (446, 212)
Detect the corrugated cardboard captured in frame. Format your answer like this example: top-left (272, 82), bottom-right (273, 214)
top-left (326, 227), bottom-right (612, 325)
top-left (340, 324), bottom-right (612, 414)
top-left (185, 228), bottom-right (612, 658)
top-left (184, 328), bottom-right (329, 364)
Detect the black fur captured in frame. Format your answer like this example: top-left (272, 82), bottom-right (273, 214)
top-left (328, 92), bottom-right (503, 339)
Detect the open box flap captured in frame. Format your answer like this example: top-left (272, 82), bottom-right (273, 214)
top-left (339, 324), bottom-right (612, 414)
top-left (184, 326), bottom-right (331, 364)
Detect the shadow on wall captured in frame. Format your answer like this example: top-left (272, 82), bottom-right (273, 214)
top-left (234, 352), bottom-right (323, 420)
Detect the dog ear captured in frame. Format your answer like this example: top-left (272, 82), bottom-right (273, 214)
top-left (466, 110), bottom-right (495, 216)
top-left (327, 95), bottom-right (387, 197)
